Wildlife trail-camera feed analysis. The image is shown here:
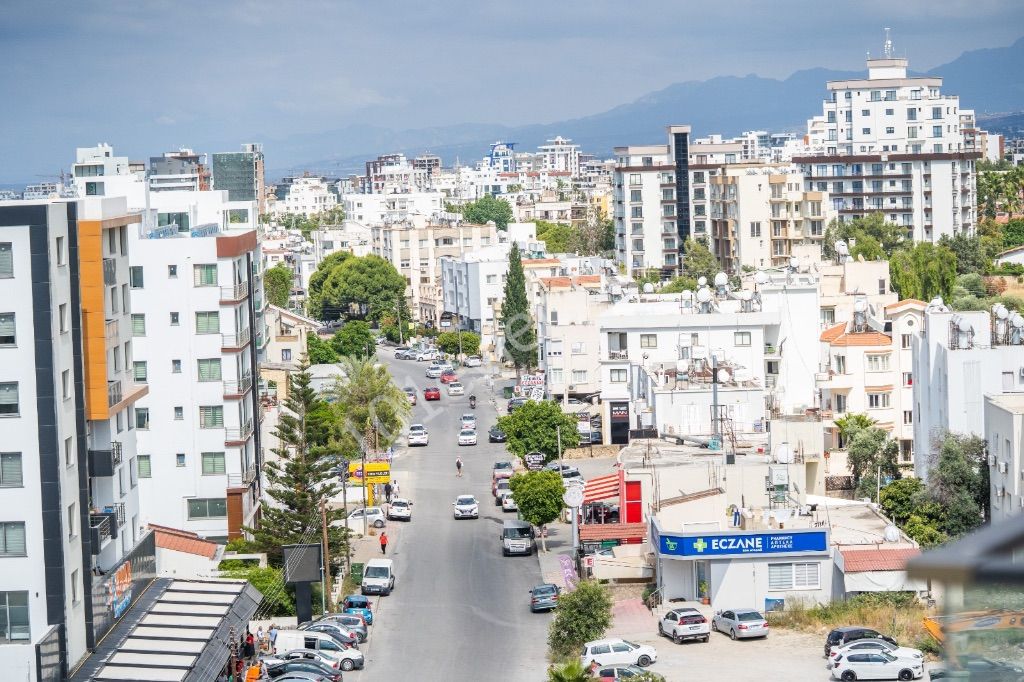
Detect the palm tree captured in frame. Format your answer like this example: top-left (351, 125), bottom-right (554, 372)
top-left (547, 660), bottom-right (593, 682)
top-left (326, 355), bottom-right (410, 452)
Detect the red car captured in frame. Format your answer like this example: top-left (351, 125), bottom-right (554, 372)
top-left (440, 371), bottom-right (458, 384)
top-left (423, 386), bottom-right (441, 400)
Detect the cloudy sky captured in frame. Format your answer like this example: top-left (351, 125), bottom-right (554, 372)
top-left (2, 0), bottom-right (1022, 183)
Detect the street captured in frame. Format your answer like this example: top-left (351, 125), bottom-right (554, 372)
top-left (356, 352), bottom-right (550, 680)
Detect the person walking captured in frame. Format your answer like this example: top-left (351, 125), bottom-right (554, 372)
top-left (456, 457), bottom-right (463, 477)
top-left (384, 481), bottom-right (393, 503)
top-left (379, 531), bottom-right (388, 555)
top-left (256, 625), bottom-right (264, 652)
top-left (392, 479), bottom-right (400, 496)
top-left (268, 624), bottom-right (278, 654)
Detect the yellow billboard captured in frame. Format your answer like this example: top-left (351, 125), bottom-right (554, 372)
top-left (348, 461), bottom-right (391, 484)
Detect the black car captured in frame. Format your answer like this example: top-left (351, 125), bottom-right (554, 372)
top-left (489, 425), bottom-right (507, 443)
top-left (267, 658), bottom-right (342, 681)
top-left (824, 626), bottom-right (896, 657)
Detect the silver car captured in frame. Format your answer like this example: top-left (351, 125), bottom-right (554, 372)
top-left (711, 608), bottom-right (769, 640)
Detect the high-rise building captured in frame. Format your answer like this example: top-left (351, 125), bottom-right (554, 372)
top-left (148, 149), bottom-right (210, 193)
top-left (212, 143), bottom-right (266, 213)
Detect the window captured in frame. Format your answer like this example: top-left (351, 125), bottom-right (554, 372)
top-left (0, 244), bottom-right (11, 278)
top-left (0, 523), bottom-right (26, 557)
top-left (0, 591), bottom-right (29, 642)
top-left (193, 264), bottom-right (218, 287)
top-left (486, 274), bottom-right (498, 284)
top-left (61, 370), bottom-right (70, 399)
top-left (610, 369), bottom-right (627, 383)
top-left (878, 278), bottom-right (887, 295)
top-left (0, 453), bottom-right (22, 487)
top-left (866, 354), bottom-right (890, 371)
top-left (0, 313), bottom-right (13, 346)
top-left (282, 349), bottom-right (292, 362)
top-left (861, 128), bottom-right (870, 135)
top-left (187, 498), bottom-right (227, 520)
top-left (903, 410), bottom-right (913, 425)
top-left (768, 562), bottom-right (820, 590)
top-left (172, 406), bottom-right (183, 421)
top-left (835, 355), bottom-right (846, 374)
top-left (169, 312), bottom-right (179, 325)
top-left (167, 264), bottom-right (177, 278)
top-left (734, 332), bottom-right (751, 346)
top-left (867, 393), bottom-right (891, 409)
top-left (195, 311), bottom-right (220, 334)
top-left (135, 407), bottom-right (150, 429)
top-left (197, 359), bottom-right (222, 381)
top-left (931, 106), bottom-right (942, 120)
top-left (750, 222), bottom-right (761, 237)
top-left (821, 308), bottom-right (836, 326)
top-left (130, 361), bottom-right (148, 384)
top-left (171, 359), bottom-right (182, 373)
top-left (109, 286), bottom-right (118, 314)
top-left (640, 334), bottom-right (657, 348)
top-left (900, 333), bottom-right (912, 350)
top-left (932, 125), bottom-right (942, 138)
top-left (137, 455), bottom-right (151, 478)
top-left (129, 266), bottom-right (143, 288)
top-left (903, 372), bottom-right (913, 387)
top-left (67, 502), bottom-right (76, 540)
top-left (572, 342), bottom-right (586, 355)
top-left (630, 206), bottom-right (642, 219)
top-left (630, 190), bottom-right (642, 202)
top-left (201, 452), bottom-right (226, 475)
top-left (131, 313), bottom-right (146, 336)
top-left (65, 437), bottom-right (73, 468)
top-left (0, 383), bottom-right (18, 415)
top-left (628, 173), bottom-right (641, 185)
top-left (55, 236), bottom-right (65, 266)
top-left (572, 370), bottom-right (588, 384)
top-left (199, 406), bottom-right (224, 428)
top-left (548, 368), bottom-right (563, 385)
top-left (176, 453), bottom-right (186, 467)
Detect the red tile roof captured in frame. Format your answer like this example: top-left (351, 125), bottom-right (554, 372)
top-left (831, 332), bottom-right (892, 347)
top-left (840, 547), bottom-right (920, 573)
top-left (820, 322), bottom-right (847, 342)
top-left (149, 524), bottom-right (220, 559)
top-left (884, 299), bottom-right (926, 311)
top-left (539, 274), bottom-right (602, 289)
top-left (579, 522), bottom-right (647, 542)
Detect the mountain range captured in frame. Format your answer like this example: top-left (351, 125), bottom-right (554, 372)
top-left (269, 37), bottom-right (1024, 179)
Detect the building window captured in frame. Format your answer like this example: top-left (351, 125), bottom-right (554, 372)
top-left (64, 437), bottom-right (73, 468)
top-left (866, 354), bottom-right (890, 371)
top-left (903, 410), bottom-right (913, 425)
top-left (109, 286), bottom-right (119, 314)
top-left (0, 313), bottom-right (13, 346)
top-left (610, 369), bottom-right (627, 383)
top-left (171, 359), bottom-right (182, 373)
top-left (61, 370), bottom-right (70, 399)
top-left (548, 368), bottom-right (563, 385)
top-left (170, 312), bottom-right (179, 325)
top-left (640, 334), bottom-right (657, 348)
top-left (0, 522), bottom-right (26, 557)
top-left (486, 274), bottom-right (498, 284)
top-left (193, 264), bottom-right (218, 287)
top-left (187, 498), bottom-right (227, 520)
top-left (197, 358), bottom-right (222, 382)
top-left (0, 244), bottom-right (11, 278)
top-left (199, 406), bottom-right (224, 428)
top-left (903, 372), bottom-right (913, 387)
top-left (572, 342), bottom-right (586, 355)
top-left (630, 206), bottom-right (643, 219)
top-left (71, 569), bottom-right (80, 605)
top-left (55, 236), bottom-right (65, 266)
top-left (734, 332), bottom-right (752, 347)
top-left (137, 455), bottom-right (151, 478)
top-left (867, 393), bottom-right (891, 409)
top-left (0, 383), bottom-right (19, 416)
top-left (129, 266), bottom-right (144, 288)
top-left (0, 591), bottom-right (29, 642)
top-left (195, 311), bottom-right (220, 334)
top-left (174, 406), bottom-right (183, 420)
top-left (572, 370), bottom-right (588, 384)
top-left (132, 361), bottom-right (147, 383)
top-left (59, 303), bottom-right (68, 334)
top-left (282, 349), bottom-right (292, 362)
top-left (167, 264), bottom-right (177, 278)
top-left (628, 174), bottom-right (641, 185)
top-left (135, 407), bottom-right (150, 430)
top-left (768, 562), bottom-right (820, 590)
top-left (176, 453), bottom-right (186, 467)
top-left (67, 503), bottom-right (76, 540)
top-left (750, 222), bottom-right (761, 237)
top-left (901, 334), bottom-right (911, 349)
top-left (0, 453), bottom-right (22, 487)
top-left (201, 452), bottom-right (226, 476)
top-left (131, 313), bottom-right (146, 337)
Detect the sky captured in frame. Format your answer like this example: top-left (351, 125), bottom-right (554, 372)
top-left (2, 0), bottom-right (1023, 183)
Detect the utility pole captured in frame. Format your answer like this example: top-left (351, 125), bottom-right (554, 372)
top-left (341, 463), bottom-right (351, 575)
top-left (321, 498), bottom-right (332, 613)
top-left (396, 298), bottom-right (404, 345)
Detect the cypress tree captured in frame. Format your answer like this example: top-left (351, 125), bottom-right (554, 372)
top-left (501, 242), bottom-right (537, 374)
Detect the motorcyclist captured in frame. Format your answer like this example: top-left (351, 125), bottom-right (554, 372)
top-left (469, 394), bottom-right (477, 409)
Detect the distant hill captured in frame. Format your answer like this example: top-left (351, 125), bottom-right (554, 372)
top-left (270, 38), bottom-right (1024, 178)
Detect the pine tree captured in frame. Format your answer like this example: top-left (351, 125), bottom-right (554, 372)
top-left (501, 242), bottom-right (537, 373)
top-left (246, 364), bottom-right (349, 571)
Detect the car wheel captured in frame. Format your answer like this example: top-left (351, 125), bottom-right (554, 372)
top-left (840, 671), bottom-right (857, 682)
top-left (898, 671), bottom-right (914, 681)
top-left (502, 549), bottom-right (509, 557)
top-left (703, 635), bottom-right (710, 643)
top-left (657, 622), bottom-right (664, 636)
top-left (341, 659), bottom-right (355, 672)
top-left (373, 519), bottom-right (385, 528)
top-left (673, 632), bottom-right (683, 645)
top-left (711, 620), bottom-right (718, 632)
top-left (730, 629), bottom-right (737, 641)
top-left (637, 655), bottom-right (652, 667)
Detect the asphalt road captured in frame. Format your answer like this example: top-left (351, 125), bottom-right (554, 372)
top-left (357, 352), bottom-right (550, 681)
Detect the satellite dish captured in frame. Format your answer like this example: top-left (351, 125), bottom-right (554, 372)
top-left (835, 241), bottom-right (849, 256)
top-left (754, 271), bottom-right (768, 285)
top-left (696, 287), bottom-right (712, 303)
top-left (1013, 313), bottom-right (1024, 329)
top-left (642, 282), bottom-right (655, 294)
top-left (717, 369), bottom-right (732, 383)
top-left (789, 256), bottom-right (799, 269)
top-left (697, 276), bottom-right (708, 287)
top-left (773, 443), bottom-right (794, 464)
top-left (883, 525), bottom-right (901, 543)
top-left (714, 272), bottom-right (728, 287)
top-left (681, 290), bottom-right (694, 301)
top-left (957, 319), bottom-right (973, 333)
top-left (995, 304), bottom-right (1009, 320)
top-left (928, 297), bottom-right (944, 308)
top-left (854, 299), bottom-right (867, 313)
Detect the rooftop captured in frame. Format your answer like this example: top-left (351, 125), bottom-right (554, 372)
top-left (149, 524), bottom-right (220, 560)
top-left (987, 392), bottom-right (1024, 414)
top-left (839, 546), bottom-right (921, 573)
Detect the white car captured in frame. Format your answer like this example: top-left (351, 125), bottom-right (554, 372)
top-left (464, 355), bottom-right (482, 367)
top-left (453, 495), bottom-right (479, 519)
top-left (425, 364), bottom-right (444, 378)
top-left (580, 638), bottom-right (658, 668)
top-left (460, 413), bottom-right (477, 430)
top-left (658, 607), bottom-right (711, 644)
top-left (340, 507), bottom-right (386, 534)
top-left (447, 382), bottom-right (465, 396)
top-left (829, 639), bottom-right (924, 666)
top-left (387, 498), bottom-right (412, 521)
top-left (830, 650), bottom-right (923, 680)
top-left (458, 429), bottom-right (477, 446)
top-left (408, 424), bottom-right (429, 446)
top-left (416, 350), bottom-right (437, 361)
top-left (501, 493), bottom-right (518, 512)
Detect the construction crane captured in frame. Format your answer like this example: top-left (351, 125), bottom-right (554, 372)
top-left (924, 609), bottom-right (1024, 644)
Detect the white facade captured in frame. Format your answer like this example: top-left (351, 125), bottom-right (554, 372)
top-left (440, 246), bottom-right (509, 355)
top-left (613, 145), bottom-right (677, 275)
top-left (273, 176), bottom-right (338, 217)
top-left (342, 191), bottom-right (444, 226)
top-left (537, 136), bottom-right (581, 175)
top-left (985, 393), bottom-right (1024, 522)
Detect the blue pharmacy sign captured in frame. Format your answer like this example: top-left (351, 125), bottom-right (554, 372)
top-left (658, 529), bottom-right (828, 560)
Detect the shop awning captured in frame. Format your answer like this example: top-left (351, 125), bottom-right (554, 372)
top-left (584, 471), bottom-right (622, 504)
top-left (580, 522), bottom-right (647, 542)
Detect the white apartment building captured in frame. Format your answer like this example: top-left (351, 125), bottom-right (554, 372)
top-left (272, 176), bottom-right (338, 217)
top-left (341, 191), bottom-right (443, 225)
top-left (913, 302), bottom-right (1024, 480)
top-left (984, 393), bottom-right (1024, 522)
top-left (797, 48), bottom-right (978, 242)
top-left (537, 136), bottom-right (581, 175)
top-left (311, 223), bottom-right (372, 263)
top-left (130, 190), bottom-right (266, 541)
top-left (818, 259), bottom-right (898, 328)
top-left (440, 245), bottom-right (509, 356)
top-left (72, 144), bottom-right (146, 203)
top-left (362, 153), bottom-right (435, 194)
top-left (688, 138), bottom-right (745, 243)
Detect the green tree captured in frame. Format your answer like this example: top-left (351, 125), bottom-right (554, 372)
top-left (221, 565), bottom-right (295, 616)
top-left (509, 470), bottom-right (565, 552)
top-left (834, 413), bottom-right (875, 444)
top-left (548, 580), bottom-right (613, 660)
top-left (661, 275), bottom-right (699, 293)
top-left (319, 255), bottom-right (407, 323)
top-left (536, 220), bottom-right (575, 253)
top-left (903, 514), bottom-right (949, 547)
top-left (501, 242), bottom-right (537, 372)
top-left (879, 478), bottom-right (927, 525)
top-left (458, 195), bottom-right (514, 229)
top-left (498, 400), bottom-right (580, 462)
top-left (328, 355), bottom-right (411, 452)
top-left (929, 432), bottom-right (988, 534)
top-left (939, 234), bottom-right (988, 275)
top-left (306, 332), bottom-right (339, 364)
top-left (846, 427), bottom-right (900, 499)
top-left (435, 330), bottom-right (481, 357)
top-left (570, 208), bottom-right (615, 255)
top-left (823, 213), bottom-right (907, 260)
top-left (681, 237), bottom-right (720, 281)
top-left (889, 242), bottom-right (956, 301)
top-left (1003, 219), bottom-right (1024, 249)
top-left (547, 660), bottom-right (592, 682)
top-left (264, 263), bottom-right (294, 308)
top-left (307, 251), bottom-right (353, 320)
top-left (245, 365), bottom-right (348, 572)
top-left (330, 321), bottom-right (375, 358)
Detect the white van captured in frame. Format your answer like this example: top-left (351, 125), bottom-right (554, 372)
top-left (361, 558), bottom-right (395, 596)
top-left (273, 629), bottom-right (365, 671)
top-left (500, 520), bottom-right (536, 556)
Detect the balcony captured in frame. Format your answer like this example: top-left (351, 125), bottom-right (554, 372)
top-left (225, 418), bottom-right (254, 446)
top-left (88, 441), bottom-right (123, 477)
top-left (107, 380), bottom-right (122, 407)
top-left (223, 374), bottom-right (253, 398)
top-left (102, 258), bottom-right (117, 286)
top-left (227, 466), bottom-right (258, 488)
top-left (89, 514), bottom-right (114, 554)
top-left (220, 281), bottom-right (249, 303)
top-left (101, 502), bottom-right (126, 528)
top-left (221, 327), bottom-right (251, 352)
top-left (607, 349), bottom-right (629, 361)
top-left (104, 319), bottom-right (119, 341)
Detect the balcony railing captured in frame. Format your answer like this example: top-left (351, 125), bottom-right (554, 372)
top-left (104, 319), bottom-right (119, 341)
top-left (87, 441), bottom-right (122, 477)
top-left (220, 282), bottom-right (249, 303)
top-left (102, 502), bottom-right (126, 528)
top-left (227, 466), bottom-right (258, 488)
top-left (225, 419), bottom-right (254, 444)
top-left (608, 349), bottom-right (629, 360)
top-left (221, 327), bottom-right (251, 350)
top-left (89, 514), bottom-right (112, 553)
top-left (107, 380), bottom-right (123, 407)
top-left (223, 374), bottom-right (253, 398)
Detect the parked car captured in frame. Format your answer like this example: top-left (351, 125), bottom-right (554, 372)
top-left (492, 461), bottom-right (514, 479)
top-left (658, 607), bottom-right (711, 644)
top-left (580, 639), bottom-right (658, 668)
top-left (507, 397), bottom-right (529, 412)
top-left (423, 386), bottom-right (441, 401)
top-left (489, 426), bottom-right (507, 443)
top-left (407, 424), bottom-right (429, 446)
top-left (464, 355), bottom-right (482, 367)
top-left (460, 413), bottom-right (477, 430)
top-left (561, 470), bottom-right (584, 487)
top-left (340, 507), bottom-right (386, 534)
top-left (300, 621), bottom-right (359, 648)
top-left (393, 346), bottom-right (410, 358)
top-left (825, 627), bottom-right (896, 657)
top-left (830, 651), bottom-right (923, 680)
top-left (361, 558), bottom-right (395, 596)
top-left (341, 595), bottom-right (373, 625)
top-left (453, 495), bottom-right (479, 519)
top-left (545, 462), bottom-right (581, 477)
top-left (501, 493), bottom-right (518, 512)
top-left (403, 387), bottom-right (417, 405)
top-left (271, 636), bottom-right (363, 671)
top-left (316, 614), bottom-right (367, 642)
top-left (447, 382), bottom-right (465, 396)
top-left (266, 658), bottom-right (341, 681)
top-left (529, 583), bottom-right (560, 612)
top-left (425, 364), bottom-right (444, 378)
top-left (829, 639), bottom-right (923, 665)
top-left (458, 428), bottom-right (477, 446)
top-left (440, 371), bottom-right (458, 384)
top-left (712, 608), bottom-right (769, 640)
top-left (415, 349), bottom-right (437, 362)
top-left (596, 665), bottom-right (665, 681)
top-left (387, 498), bottom-right (412, 521)
top-left (265, 649), bottom-right (342, 671)
top-left (493, 478), bottom-right (511, 501)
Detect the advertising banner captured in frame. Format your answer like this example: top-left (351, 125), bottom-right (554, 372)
top-left (658, 530), bottom-right (828, 559)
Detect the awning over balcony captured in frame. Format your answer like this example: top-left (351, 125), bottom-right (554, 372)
top-left (579, 522), bottom-right (647, 542)
top-left (583, 471), bottom-right (622, 504)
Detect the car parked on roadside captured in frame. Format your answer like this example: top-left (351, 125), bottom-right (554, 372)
top-left (458, 428), bottom-right (477, 446)
top-left (447, 382), bottom-right (465, 396)
top-left (828, 638), bottom-right (923, 665)
top-left (423, 386), bottom-right (441, 401)
top-left (299, 621), bottom-right (359, 649)
top-left (830, 651), bottom-right (923, 680)
top-left (393, 346), bottom-right (410, 358)
top-left (545, 462), bottom-right (581, 477)
top-left (264, 649), bottom-right (343, 672)
top-left (507, 396), bottom-right (529, 412)
top-left (529, 583), bottom-right (560, 612)
top-left (658, 607), bottom-right (710, 644)
top-left (712, 608), bottom-right (769, 640)
top-left (453, 495), bottom-right (479, 519)
top-left (266, 658), bottom-right (341, 681)
top-left (315, 613), bottom-right (367, 642)
top-left (341, 595), bottom-right (373, 625)
top-left (580, 639), bottom-right (658, 668)
top-left (464, 355), bottom-right (482, 367)
top-left (501, 492), bottom-right (518, 512)
top-left (825, 627), bottom-right (896, 658)
top-left (493, 461), bottom-right (514, 479)
top-left (493, 478), bottom-right (511, 501)
top-left (489, 425), bottom-right (507, 443)
top-left (387, 498), bottom-right (412, 521)
top-left (416, 349), bottom-right (437, 362)
top-left (596, 665), bottom-right (665, 681)
top-left (339, 507), bottom-right (386, 534)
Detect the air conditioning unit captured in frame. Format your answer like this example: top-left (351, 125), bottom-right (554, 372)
top-left (988, 454), bottom-right (996, 466)
top-left (999, 462), bottom-right (1009, 474)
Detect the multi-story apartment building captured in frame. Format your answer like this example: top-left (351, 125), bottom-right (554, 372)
top-left (0, 196), bottom-right (151, 680)
top-left (72, 144), bottom-right (145, 201)
top-left (341, 191), bottom-right (444, 225)
top-left (362, 153), bottom-right (435, 194)
top-left (613, 126), bottom-right (691, 278)
top-left (440, 246), bottom-right (509, 357)
top-left (984, 393), bottom-right (1024, 522)
top-left (796, 50), bottom-right (978, 242)
top-left (148, 149), bottom-right (210, 193)
top-left (688, 138), bottom-right (744, 244)
top-left (537, 137), bottom-right (581, 175)
top-left (212, 143), bottom-right (266, 212)
top-left (818, 259), bottom-right (897, 328)
top-left (272, 176), bottom-right (339, 218)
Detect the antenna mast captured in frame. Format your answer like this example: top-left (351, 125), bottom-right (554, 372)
top-left (883, 28), bottom-right (893, 58)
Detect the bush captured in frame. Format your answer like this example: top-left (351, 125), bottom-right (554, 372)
top-left (548, 581), bottom-right (613, 660)
top-left (770, 592), bottom-right (928, 647)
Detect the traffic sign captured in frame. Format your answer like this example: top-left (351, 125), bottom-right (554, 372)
top-left (563, 486), bottom-right (584, 508)
top-left (524, 452), bottom-right (545, 471)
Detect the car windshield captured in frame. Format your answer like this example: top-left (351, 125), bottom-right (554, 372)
top-left (504, 526), bottom-right (531, 539)
top-left (392, 500), bottom-right (408, 508)
top-left (460, 430), bottom-right (474, 436)
top-left (410, 424), bottom-right (425, 431)
top-left (462, 414), bottom-right (474, 420)
top-left (365, 566), bottom-right (389, 578)
top-left (737, 612), bottom-right (764, 621)
top-left (494, 461), bottom-right (511, 468)
top-left (534, 585), bottom-right (556, 595)
top-left (457, 497), bottom-right (475, 505)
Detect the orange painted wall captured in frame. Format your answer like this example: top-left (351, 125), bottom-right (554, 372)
top-left (78, 220), bottom-right (109, 421)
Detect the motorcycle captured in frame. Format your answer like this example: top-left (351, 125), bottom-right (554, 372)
top-left (469, 395), bottom-right (477, 409)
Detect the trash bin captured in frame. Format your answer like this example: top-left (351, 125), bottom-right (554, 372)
top-left (502, 386), bottom-right (514, 399)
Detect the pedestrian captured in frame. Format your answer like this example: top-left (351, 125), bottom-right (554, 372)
top-left (379, 531), bottom-right (388, 555)
top-left (256, 625), bottom-right (264, 651)
top-left (392, 479), bottom-right (400, 496)
top-left (243, 631), bottom-right (255, 662)
top-left (268, 624), bottom-right (278, 653)
top-left (384, 481), bottom-right (393, 503)
top-left (245, 661), bottom-right (261, 682)
top-left (456, 457), bottom-right (463, 477)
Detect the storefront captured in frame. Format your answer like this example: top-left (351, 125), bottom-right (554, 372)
top-left (651, 518), bottom-right (833, 612)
